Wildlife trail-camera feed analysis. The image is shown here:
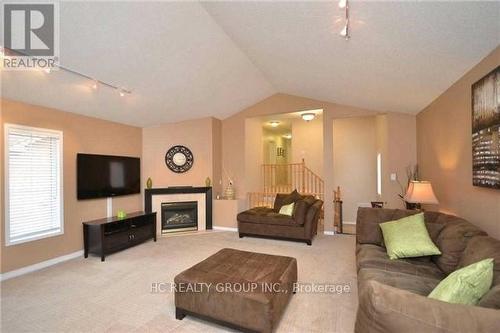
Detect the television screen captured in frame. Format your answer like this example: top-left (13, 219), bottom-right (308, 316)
top-left (77, 153), bottom-right (140, 199)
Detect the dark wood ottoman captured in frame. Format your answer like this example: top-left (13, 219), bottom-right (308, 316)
top-left (174, 248), bottom-right (297, 333)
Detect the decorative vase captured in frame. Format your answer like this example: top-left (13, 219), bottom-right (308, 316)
top-left (146, 177), bottom-right (153, 189)
top-left (224, 182), bottom-right (235, 200)
top-left (205, 177), bottom-right (211, 187)
top-left (117, 210), bottom-right (127, 219)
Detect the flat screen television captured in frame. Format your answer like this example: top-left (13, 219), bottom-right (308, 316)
top-left (77, 153), bottom-right (140, 200)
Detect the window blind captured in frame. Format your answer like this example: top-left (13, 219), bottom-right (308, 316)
top-left (5, 124), bottom-right (63, 245)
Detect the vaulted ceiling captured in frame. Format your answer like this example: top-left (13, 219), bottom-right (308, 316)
top-left (2, 1), bottom-right (499, 127)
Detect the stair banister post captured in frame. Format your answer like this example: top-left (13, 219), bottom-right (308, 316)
top-left (301, 158), bottom-right (306, 193)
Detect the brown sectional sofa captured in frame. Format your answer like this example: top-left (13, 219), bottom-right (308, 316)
top-left (355, 208), bottom-right (500, 333)
top-left (237, 192), bottom-right (323, 245)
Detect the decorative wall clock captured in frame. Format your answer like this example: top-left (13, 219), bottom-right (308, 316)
top-left (165, 145), bottom-right (194, 173)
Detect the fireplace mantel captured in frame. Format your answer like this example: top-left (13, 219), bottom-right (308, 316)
top-left (145, 187), bottom-right (212, 230)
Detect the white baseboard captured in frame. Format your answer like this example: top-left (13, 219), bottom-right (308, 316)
top-left (213, 226), bottom-right (238, 232)
top-left (324, 231), bottom-right (335, 235)
top-left (0, 250), bottom-right (83, 282)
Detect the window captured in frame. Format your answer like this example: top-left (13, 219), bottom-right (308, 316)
top-left (5, 124), bottom-right (63, 245)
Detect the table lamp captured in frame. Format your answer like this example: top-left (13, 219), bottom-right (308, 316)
top-left (404, 180), bottom-right (439, 210)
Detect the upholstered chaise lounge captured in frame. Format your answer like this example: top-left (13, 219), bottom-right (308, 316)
top-left (237, 191), bottom-right (324, 245)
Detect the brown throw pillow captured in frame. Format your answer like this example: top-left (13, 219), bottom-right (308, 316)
top-left (274, 189), bottom-right (302, 211)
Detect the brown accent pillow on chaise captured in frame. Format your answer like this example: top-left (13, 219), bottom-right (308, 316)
top-left (273, 189), bottom-right (302, 212)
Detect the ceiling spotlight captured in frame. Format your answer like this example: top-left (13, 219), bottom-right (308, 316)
top-left (270, 121), bottom-right (280, 127)
top-left (119, 89), bottom-right (125, 97)
top-left (339, 0), bottom-right (350, 40)
top-left (301, 113), bottom-right (315, 121)
top-left (91, 80), bottom-right (98, 90)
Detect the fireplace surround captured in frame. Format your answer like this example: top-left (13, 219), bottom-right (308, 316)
top-left (145, 187), bottom-right (213, 235)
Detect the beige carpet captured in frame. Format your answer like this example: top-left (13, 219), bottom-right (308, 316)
top-left (1, 232), bottom-right (358, 333)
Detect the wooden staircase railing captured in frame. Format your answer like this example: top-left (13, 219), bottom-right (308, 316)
top-left (249, 159), bottom-right (324, 208)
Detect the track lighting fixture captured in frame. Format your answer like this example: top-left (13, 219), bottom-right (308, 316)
top-left (2, 46), bottom-right (133, 97)
top-left (339, 0), bottom-right (350, 40)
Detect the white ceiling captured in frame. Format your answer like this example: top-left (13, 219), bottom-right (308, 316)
top-left (203, 0), bottom-right (500, 114)
top-left (1, 2), bottom-right (274, 127)
top-left (1, 1), bottom-right (499, 127)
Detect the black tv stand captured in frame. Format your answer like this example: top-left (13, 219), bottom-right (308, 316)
top-left (83, 211), bottom-right (156, 261)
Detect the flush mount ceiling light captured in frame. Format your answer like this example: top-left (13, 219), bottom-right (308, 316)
top-left (339, 0), bottom-right (350, 40)
top-left (301, 113), bottom-right (316, 121)
top-left (283, 134), bottom-right (292, 139)
top-left (269, 121), bottom-right (280, 127)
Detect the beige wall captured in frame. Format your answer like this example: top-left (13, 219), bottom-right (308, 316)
top-left (142, 117), bottom-right (222, 193)
top-left (211, 118), bottom-right (223, 195)
top-left (333, 116), bottom-right (378, 222)
top-left (417, 46), bottom-right (500, 239)
top-left (213, 199), bottom-right (246, 228)
top-left (1, 99), bottom-right (142, 273)
top-left (244, 118), bottom-right (264, 193)
top-left (378, 113), bottom-right (418, 209)
top-left (291, 116), bottom-right (323, 177)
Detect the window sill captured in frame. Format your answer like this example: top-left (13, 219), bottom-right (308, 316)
top-left (6, 230), bottom-right (64, 246)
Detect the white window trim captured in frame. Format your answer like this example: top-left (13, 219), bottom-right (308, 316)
top-left (4, 123), bottom-right (64, 246)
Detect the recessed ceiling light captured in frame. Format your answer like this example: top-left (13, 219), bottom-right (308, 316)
top-left (269, 121), bottom-right (280, 127)
top-left (301, 113), bottom-right (315, 121)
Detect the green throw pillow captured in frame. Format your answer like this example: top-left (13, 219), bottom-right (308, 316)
top-left (379, 213), bottom-right (441, 260)
top-left (428, 258), bottom-right (494, 305)
top-left (279, 202), bottom-right (295, 216)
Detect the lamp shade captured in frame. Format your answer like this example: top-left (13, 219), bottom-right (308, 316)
top-left (404, 181), bottom-right (439, 204)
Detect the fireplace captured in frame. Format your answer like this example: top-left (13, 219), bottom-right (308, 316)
top-left (161, 201), bottom-right (198, 233)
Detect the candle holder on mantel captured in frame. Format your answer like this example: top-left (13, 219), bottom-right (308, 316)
top-left (334, 186), bottom-right (343, 234)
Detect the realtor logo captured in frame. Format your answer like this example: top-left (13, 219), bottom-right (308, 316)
top-left (2, 2), bottom-right (59, 70)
